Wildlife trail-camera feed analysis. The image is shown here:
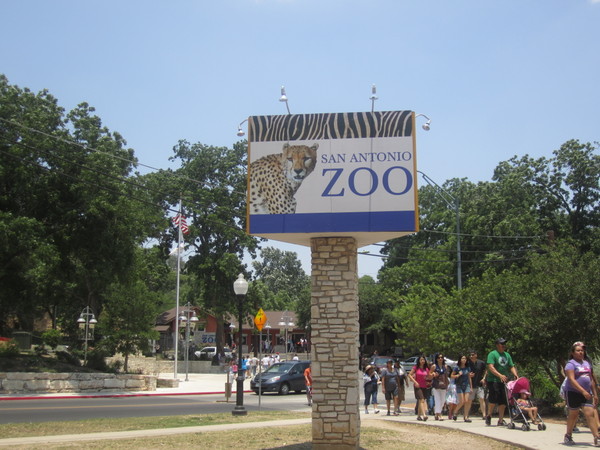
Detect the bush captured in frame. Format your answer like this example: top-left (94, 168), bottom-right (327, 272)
top-left (528, 371), bottom-right (561, 406)
top-left (34, 345), bottom-right (49, 356)
top-left (41, 329), bottom-right (62, 350)
top-left (108, 359), bottom-right (123, 374)
top-left (56, 350), bottom-right (81, 366)
top-left (0, 338), bottom-right (20, 357)
top-left (85, 348), bottom-right (110, 371)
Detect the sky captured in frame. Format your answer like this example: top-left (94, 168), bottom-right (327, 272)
top-left (2, 0), bottom-right (599, 278)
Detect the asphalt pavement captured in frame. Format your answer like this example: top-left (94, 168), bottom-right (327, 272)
top-left (0, 372), bottom-right (594, 449)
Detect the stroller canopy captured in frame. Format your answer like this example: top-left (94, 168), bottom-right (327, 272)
top-left (507, 377), bottom-right (531, 396)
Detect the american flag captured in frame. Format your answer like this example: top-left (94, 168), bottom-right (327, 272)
top-left (172, 213), bottom-right (189, 234)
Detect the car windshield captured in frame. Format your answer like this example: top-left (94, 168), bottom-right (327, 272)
top-left (263, 363), bottom-right (295, 374)
top-left (373, 357), bottom-right (388, 365)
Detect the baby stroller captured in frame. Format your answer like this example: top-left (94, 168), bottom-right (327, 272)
top-left (505, 377), bottom-right (546, 431)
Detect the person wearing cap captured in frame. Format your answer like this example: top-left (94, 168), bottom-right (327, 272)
top-left (485, 338), bottom-right (518, 426)
top-left (363, 365), bottom-right (380, 414)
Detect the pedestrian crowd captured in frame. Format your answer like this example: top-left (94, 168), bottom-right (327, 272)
top-left (363, 346), bottom-right (490, 422)
top-left (362, 338), bottom-right (600, 447)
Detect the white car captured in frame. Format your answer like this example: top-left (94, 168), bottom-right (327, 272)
top-left (194, 347), bottom-right (232, 360)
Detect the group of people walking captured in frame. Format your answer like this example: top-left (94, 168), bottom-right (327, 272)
top-left (363, 339), bottom-right (600, 447)
top-left (364, 348), bottom-right (490, 422)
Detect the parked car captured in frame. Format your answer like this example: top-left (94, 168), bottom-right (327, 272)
top-left (401, 355), bottom-right (456, 372)
top-left (400, 355), bottom-right (435, 372)
top-left (369, 356), bottom-right (391, 371)
top-left (194, 346), bottom-right (232, 360)
top-left (251, 360), bottom-right (310, 395)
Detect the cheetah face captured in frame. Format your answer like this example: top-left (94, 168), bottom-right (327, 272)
top-left (282, 143), bottom-right (318, 184)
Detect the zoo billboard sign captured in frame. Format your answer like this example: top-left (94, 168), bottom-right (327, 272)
top-left (246, 111), bottom-right (420, 247)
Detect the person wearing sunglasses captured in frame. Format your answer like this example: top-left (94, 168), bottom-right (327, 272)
top-left (430, 353), bottom-right (451, 421)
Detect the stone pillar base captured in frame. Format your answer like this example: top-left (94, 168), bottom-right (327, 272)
top-left (310, 237), bottom-right (360, 449)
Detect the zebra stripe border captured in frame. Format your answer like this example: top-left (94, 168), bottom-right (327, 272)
top-left (249, 111), bottom-right (413, 142)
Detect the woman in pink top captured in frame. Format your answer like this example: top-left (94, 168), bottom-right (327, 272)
top-left (409, 355), bottom-right (432, 421)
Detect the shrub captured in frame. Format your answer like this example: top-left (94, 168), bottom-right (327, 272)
top-left (528, 371), bottom-right (561, 406)
top-left (109, 359), bottom-right (123, 374)
top-left (85, 348), bottom-right (110, 371)
top-left (0, 338), bottom-right (20, 357)
top-left (34, 345), bottom-right (49, 356)
top-left (41, 329), bottom-right (62, 350)
top-left (56, 350), bottom-right (81, 366)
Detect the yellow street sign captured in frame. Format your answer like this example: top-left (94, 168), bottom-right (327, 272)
top-left (254, 308), bottom-right (267, 331)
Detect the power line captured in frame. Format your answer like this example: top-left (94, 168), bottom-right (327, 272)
top-left (0, 133), bottom-right (242, 223)
top-left (374, 244), bottom-right (542, 255)
top-left (0, 116), bottom-right (208, 188)
top-left (0, 148), bottom-right (178, 216)
top-left (419, 229), bottom-right (545, 240)
top-left (359, 252), bottom-right (533, 264)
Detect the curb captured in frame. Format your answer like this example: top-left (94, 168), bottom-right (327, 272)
top-left (0, 389), bottom-right (254, 401)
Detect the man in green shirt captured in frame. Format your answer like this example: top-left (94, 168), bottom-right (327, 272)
top-left (485, 338), bottom-right (518, 426)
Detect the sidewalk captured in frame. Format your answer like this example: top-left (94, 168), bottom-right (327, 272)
top-left (0, 373), bottom-right (590, 449)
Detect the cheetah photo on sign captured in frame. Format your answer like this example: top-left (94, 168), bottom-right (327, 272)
top-left (249, 143), bottom-right (318, 214)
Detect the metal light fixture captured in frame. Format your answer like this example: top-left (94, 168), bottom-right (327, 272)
top-left (369, 84), bottom-right (378, 112)
top-left (179, 302), bottom-right (199, 381)
top-left (236, 118), bottom-right (248, 137)
top-left (264, 323), bottom-right (271, 352)
top-left (415, 113), bottom-right (432, 131)
top-left (279, 86), bottom-right (291, 114)
top-left (77, 306), bottom-right (98, 365)
top-left (278, 311), bottom-right (295, 360)
top-left (232, 273), bottom-right (248, 416)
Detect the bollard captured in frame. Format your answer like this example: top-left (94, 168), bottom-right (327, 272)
top-left (225, 382), bottom-right (232, 402)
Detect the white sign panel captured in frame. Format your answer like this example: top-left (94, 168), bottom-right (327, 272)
top-left (247, 111), bottom-right (419, 247)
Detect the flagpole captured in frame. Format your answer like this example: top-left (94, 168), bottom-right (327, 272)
top-left (174, 199), bottom-right (183, 380)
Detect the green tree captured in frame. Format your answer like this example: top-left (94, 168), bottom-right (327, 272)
top-left (149, 140), bottom-right (259, 356)
top-left (98, 249), bottom-right (164, 371)
top-left (252, 247), bottom-right (310, 311)
top-left (0, 75), bottom-right (163, 336)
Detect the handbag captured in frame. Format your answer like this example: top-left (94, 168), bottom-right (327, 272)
top-left (435, 371), bottom-right (449, 390)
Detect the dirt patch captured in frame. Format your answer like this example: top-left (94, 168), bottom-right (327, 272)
top-left (361, 421), bottom-right (519, 449)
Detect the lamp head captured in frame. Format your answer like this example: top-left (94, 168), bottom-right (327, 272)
top-left (279, 86), bottom-right (288, 102)
top-left (369, 84), bottom-right (378, 101)
top-left (236, 127), bottom-right (245, 137)
top-left (233, 273), bottom-right (249, 296)
top-left (422, 121), bottom-right (431, 131)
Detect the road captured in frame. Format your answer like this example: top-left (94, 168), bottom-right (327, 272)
top-left (0, 392), bottom-right (311, 424)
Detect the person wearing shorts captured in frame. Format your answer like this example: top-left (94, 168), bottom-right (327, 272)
top-left (467, 350), bottom-right (487, 418)
top-left (409, 355), bottom-right (432, 421)
top-left (486, 338), bottom-right (518, 426)
top-left (451, 354), bottom-right (473, 422)
top-left (381, 359), bottom-right (402, 416)
top-left (563, 342), bottom-right (599, 446)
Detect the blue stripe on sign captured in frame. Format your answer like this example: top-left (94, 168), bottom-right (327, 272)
top-left (249, 211), bottom-right (416, 234)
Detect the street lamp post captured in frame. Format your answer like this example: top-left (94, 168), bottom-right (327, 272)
top-left (278, 311), bottom-right (294, 361)
top-left (232, 273), bottom-right (248, 416)
top-left (417, 170), bottom-right (462, 290)
top-left (77, 306), bottom-right (98, 365)
top-left (264, 323), bottom-right (271, 353)
top-left (229, 323), bottom-right (235, 350)
top-left (179, 302), bottom-right (199, 382)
